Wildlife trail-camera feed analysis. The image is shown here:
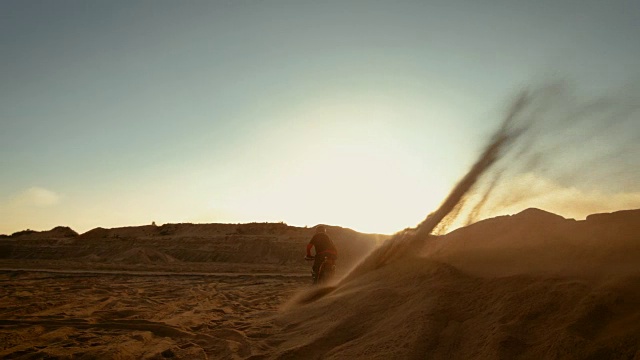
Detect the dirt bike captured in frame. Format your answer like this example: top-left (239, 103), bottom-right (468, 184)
top-left (305, 255), bottom-right (336, 285)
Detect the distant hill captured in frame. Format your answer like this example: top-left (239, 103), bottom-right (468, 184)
top-left (2, 208), bottom-right (637, 275)
top-left (0, 222), bottom-right (387, 272)
top-left (426, 208), bottom-right (640, 276)
top-left (3, 226), bottom-right (78, 239)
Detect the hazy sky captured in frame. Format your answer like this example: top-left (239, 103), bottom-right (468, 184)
top-left (1, 0), bottom-right (639, 235)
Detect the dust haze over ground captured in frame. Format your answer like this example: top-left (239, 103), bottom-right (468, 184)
top-left (277, 83), bottom-right (640, 359)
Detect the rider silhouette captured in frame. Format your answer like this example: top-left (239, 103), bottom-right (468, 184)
top-left (305, 225), bottom-right (338, 280)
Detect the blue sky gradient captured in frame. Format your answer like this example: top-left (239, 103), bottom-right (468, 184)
top-left (1, 0), bottom-right (639, 234)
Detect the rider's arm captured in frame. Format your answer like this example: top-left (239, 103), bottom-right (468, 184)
top-left (306, 243), bottom-right (313, 257)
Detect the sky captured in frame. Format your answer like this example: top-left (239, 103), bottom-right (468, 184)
top-left (1, 0), bottom-right (639, 235)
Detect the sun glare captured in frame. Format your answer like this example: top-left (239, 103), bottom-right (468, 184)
top-left (219, 139), bottom-right (447, 234)
top-left (207, 97), bottom-right (454, 234)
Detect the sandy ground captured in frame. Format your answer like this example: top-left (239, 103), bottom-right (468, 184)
top-left (0, 270), bottom-right (309, 359)
top-left (0, 223), bottom-right (377, 359)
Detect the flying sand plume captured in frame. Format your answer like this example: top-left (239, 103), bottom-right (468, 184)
top-left (457, 82), bottom-right (640, 228)
top-left (293, 82), bottom-right (640, 303)
top-left (340, 90), bottom-right (530, 279)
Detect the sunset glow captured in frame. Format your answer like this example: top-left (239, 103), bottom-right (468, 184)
top-left (1, 1), bottom-right (639, 235)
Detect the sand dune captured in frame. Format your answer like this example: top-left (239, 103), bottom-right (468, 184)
top-left (272, 258), bottom-right (640, 359)
top-left (267, 208), bottom-right (640, 359)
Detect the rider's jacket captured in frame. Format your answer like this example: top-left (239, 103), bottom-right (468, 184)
top-left (307, 233), bottom-right (338, 258)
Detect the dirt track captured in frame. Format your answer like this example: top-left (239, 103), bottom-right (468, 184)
top-left (0, 270), bottom-right (309, 359)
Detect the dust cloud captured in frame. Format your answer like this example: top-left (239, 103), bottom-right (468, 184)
top-left (276, 83), bottom-right (640, 359)
top-left (456, 82), bottom-right (640, 229)
top-left (347, 81), bottom-right (640, 279)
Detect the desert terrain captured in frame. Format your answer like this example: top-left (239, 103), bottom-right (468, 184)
top-left (3, 1), bottom-right (639, 359)
top-left (1, 270), bottom-right (305, 359)
top-left (0, 223), bottom-right (382, 359)
top-left (1, 208), bottom-right (639, 359)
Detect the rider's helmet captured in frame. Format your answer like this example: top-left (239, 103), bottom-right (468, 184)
top-left (315, 225), bottom-right (326, 233)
